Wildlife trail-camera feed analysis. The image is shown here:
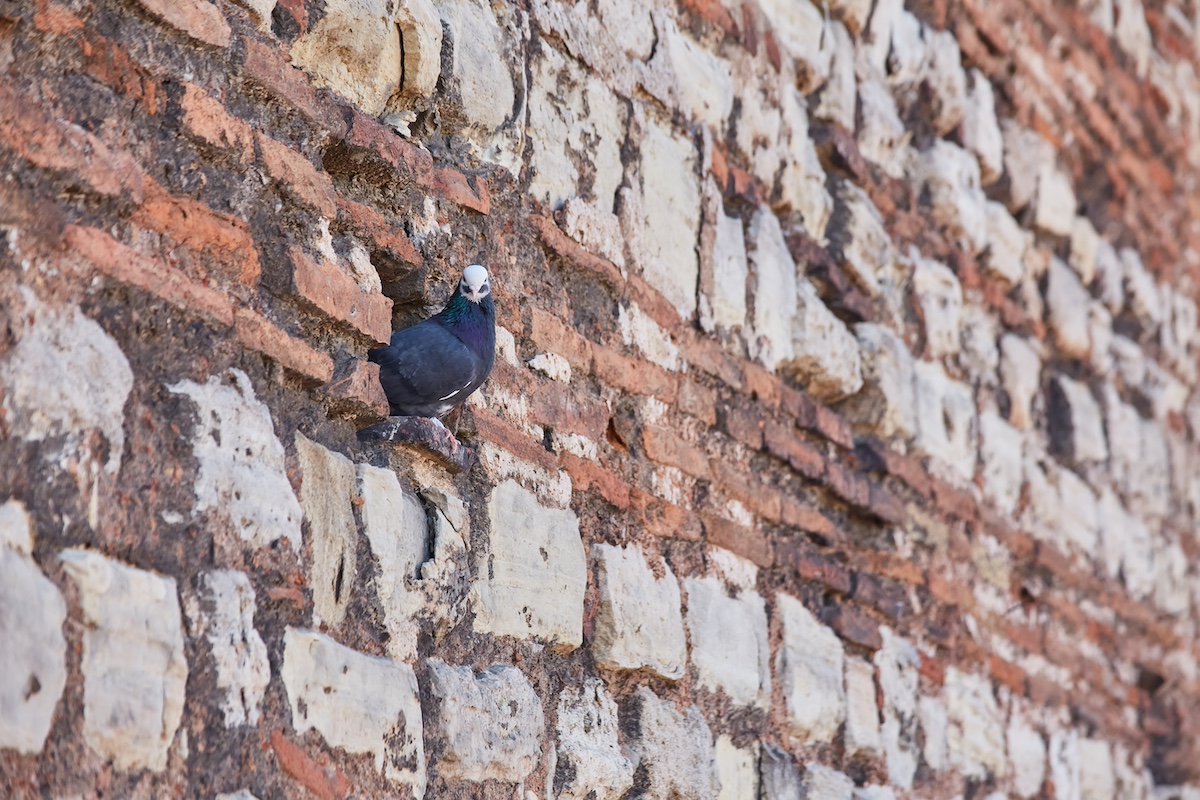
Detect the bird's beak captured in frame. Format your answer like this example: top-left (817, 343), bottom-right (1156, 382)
top-left (464, 285), bottom-right (486, 302)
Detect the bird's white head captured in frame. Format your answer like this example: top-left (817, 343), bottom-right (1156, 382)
top-left (460, 264), bottom-right (491, 303)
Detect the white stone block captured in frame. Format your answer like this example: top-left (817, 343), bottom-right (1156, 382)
top-left (840, 323), bottom-right (917, 441)
top-left (283, 629), bottom-right (425, 794)
top-left (802, 764), bottom-right (854, 800)
top-left (912, 361), bottom-right (977, 483)
top-left (918, 694), bottom-right (948, 772)
top-left (710, 211), bottom-right (749, 330)
top-left (876, 630), bottom-right (920, 788)
top-left (435, 0), bottom-right (515, 131)
top-left (760, 743), bottom-right (802, 799)
top-left (1070, 216), bottom-right (1100, 285)
top-left (715, 736), bottom-right (759, 800)
top-left (911, 140), bottom-right (988, 253)
top-left (781, 89), bottom-right (834, 241)
top-left (963, 69), bottom-right (1004, 184)
top-left (290, 0), bottom-right (401, 115)
top-left (984, 200), bottom-right (1032, 285)
top-left (60, 549), bottom-right (187, 772)
top-left (885, 11), bottom-right (928, 86)
top-left (619, 303), bottom-right (681, 372)
top-left (1007, 704), bottom-right (1046, 798)
top-left (944, 668), bottom-right (1006, 779)
top-left (925, 28), bottom-right (967, 135)
top-left (757, 0), bottom-right (833, 91)
top-left (1095, 238), bottom-right (1125, 314)
top-left (1033, 165), bottom-right (1077, 238)
top-left (295, 432), bottom-right (357, 627)
top-left (1049, 728), bottom-right (1081, 800)
top-left (1000, 121), bottom-right (1055, 212)
top-left (0, 501), bottom-right (66, 755)
top-left (561, 197), bottom-right (627, 268)
top-left (828, 0), bottom-right (871, 33)
top-left (999, 334), bottom-right (1042, 429)
top-left (473, 479), bottom-right (586, 648)
top-left (828, 179), bottom-right (894, 296)
top-left (555, 679), bottom-right (634, 800)
top-left (1079, 738), bottom-right (1116, 800)
top-left (857, 76), bottom-right (911, 178)
top-left (393, 0), bottom-right (442, 98)
top-left (1048, 375), bottom-right (1108, 465)
top-left (912, 257), bottom-right (963, 358)
top-left (979, 411), bottom-right (1023, 516)
top-left (960, 304), bottom-right (1000, 387)
top-left (1089, 302), bottom-right (1114, 376)
top-left (196, 570), bottom-right (270, 728)
top-left (844, 657), bottom-right (882, 758)
top-left (685, 577), bottom-right (770, 707)
top-left (1098, 489), bottom-right (1153, 598)
top-left (529, 352), bottom-right (573, 382)
top-left (1115, 0), bottom-right (1152, 77)
top-left (1122, 247), bottom-right (1164, 331)
top-left (749, 206), bottom-right (798, 371)
top-left (855, 788), bottom-right (896, 800)
top-left (1046, 257), bottom-right (1092, 359)
top-left (787, 278), bottom-right (864, 402)
top-left (168, 369), bottom-right (303, 552)
top-left (813, 21), bottom-right (856, 129)
top-left (663, 21), bottom-right (733, 130)
top-left (592, 543), bottom-right (688, 680)
top-left (777, 593), bottom-right (845, 745)
top-left (595, 0), bottom-right (655, 58)
top-left (626, 687), bottom-right (720, 800)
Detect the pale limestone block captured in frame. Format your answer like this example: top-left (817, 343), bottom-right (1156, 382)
top-left (595, 0), bottom-right (655, 58)
top-left (918, 695), bottom-right (948, 771)
top-left (1089, 302), bottom-right (1114, 376)
top-left (911, 140), bottom-right (988, 253)
top-left (1162, 290), bottom-right (1198, 380)
top-left (960, 304), bottom-right (1000, 387)
top-left (749, 207), bottom-right (798, 371)
top-left (844, 657), bottom-right (882, 758)
top-left (592, 543), bottom-right (688, 680)
top-left (395, 0), bottom-right (443, 98)
top-left (984, 200), bottom-right (1032, 285)
top-left (760, 743), bottom-right (803, 799)
top-left (786, 278), bottom-right (863, 401)
top-left (1079, 738), bottom-right (1115, 800)
top-left (436, 0), bottom-right (515, 131)
top-left (925, 28), bottom-right (967, 135)
top-left (1115, 0), bottom-right (1152, 77)
top-left (857, 76), bottom-right (910, 178)
top-left (1113, 743), bottom-right (1152, 800)
top-left (861, 0), bottom-right (900, 74)
top-left (885, 11), bottom-right (928, 86)
top-left (426, 659), bottom-right (542, 784)
top-left (979, 411), bottom-right (1023, 516)
top-left (1056, 467), bottom-right (1100, 554)
top-left (715, 736), bottom-right (759, 800)
top-left (840, 323), bottom-right (917, 441)
top-left (813, 21), bottom-right (857, 129)
top-left (827, 179), bottom-right (894, 296)
top-left (283, 629), bottom-right (425, 794)
top-left (944, 667), bottom-right (1006, 779)
top-left (1007, 703), bottom-right (1046, 798)
top-left (528, 352), bottom-right (572, 383)
top-left (829, 0), bottom-right (872, 34)
top-left (290, 0), bottom-right (402, 115)
top-left (1033, 165), bottom-right (1077, 237)
top-left (999, 334), bottom-right (1041, 429)
top-left (295, 432), bottom-right (357, 627)
top-left (1048, 375), bottom-right (1108, 465)
top-left (855, 788), bottom-right (896, 800)
top-left (912, 361), bottom-right (977, 483)
top-left (876, 629), bottom-right (920, 788)
top-left (685, 577), bottom-right (770, 708)
top-left (630, 118), bottom-right (702, 318)
top-left (663, 21), bottom-right (733, 129)
top-left (962, 69), bottom-right (1004, 184)
top-left (561, 197), bottom-right (626, 268)
top-left (780, 87), bottom-right (833, 240)
top-left (196, 570), bottom-right (270, 728)
top-left (168, 369), bottom-right (303, 552)
top-left (1069, 216), bottom-right (1100, 285)
top-left (1131, 417), bottom-right (1172, 522)
top-left (527, 45), bottom-right (626, 211)
top-left (1045, 257), bottom-right (1091, 359)
top-left (1095, 238), bottom-right (1125, 314)
top-left (1122, 247), bottom-right (1164, 330)
top-left (757, 0), bottom-right (832, 91)
top-left (1081, 0), bottom-right (1113, 32)
top-left (733, 63), bottom-right (787, 189)
top-left (912, 257), bottom-right (963, 358)
top-left (1105, 386), bottom-right (1146, 499)
top-left (60, 549), bottom-right (187, 772)
top-left (1144, 354), bottom-right (1190, 420)
top-left (710, 212), bottom-right (749, 330)
top-left (555, 679), bottom-right (635, 800)
top-left (0, 501), bottom-right (66, 755)
top-left (1099, 491), bottom-right (1153, 596)
top-left (802, 764), bottom-right (854, 800)
top-left (1153, 535), bottom-right (1190, 615)
top-left (473, 479), bottom-right (586, 647)
top-left (1000, 121), bottom-right (1055, 212)
top-left (626, 687), bottom-right (720, 800)
top-left (356, 463), bottom-right (427, 662)
top-left (1049, 728), bottom-right (1081, 800)
top-left (1, 297), bottom-right (133, 475)
top-left (777, 593), bottom-right (845, 745)
top-left (619, 303), bottom-right (681, 371)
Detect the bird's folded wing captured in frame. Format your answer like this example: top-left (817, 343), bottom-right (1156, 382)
top-left (369, 323), bottom-right (481, 407)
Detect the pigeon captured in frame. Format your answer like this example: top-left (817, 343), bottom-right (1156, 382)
top-left (368, 264), bottom-right (496, 418)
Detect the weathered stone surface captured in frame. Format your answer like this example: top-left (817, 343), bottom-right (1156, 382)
top-left (912, 361), bottom-right (977, 482)
top-left (844, 657), bottom-right (881, 758)
top-left (1007, 703), bottom-right (1046, 798)
top-left (195, 569), bottom-right (270, 728)
top-left (924, 28), bottom-right (967, 135)
top-left (1079, 738), bottom-right (1115, 800)
top-left (357, 463), bottom-right (428, 662)
top-left (60, 549), bottom-right (187, 772)
top-left (1122, 247), bottom-right (1164, 331)
top-left (360, 415), bottom-right (476, 472)
top-left (787, 279), bottom-right (864, 402)
top-left (757, 0), bottom-right (832, 91)
top-left (1048, 374), bottom-right (1108, 465)
top-left (555, 679), bottom-right (634, 800)
top-left (715, 736), bottom-right (759, 800)
top-left (984, 200), bottom-right (1031, 285)
top-left (760, 743), bottom-right (803, 799)
top-left (169, 369), bottom-right (303, 552)
top-left (944, 667), bottom-right (1006, 779)
top-left (827, 179), bottom-right (894, 296)
top-left (875, 629), bottom-right (920, 788)
top-left (750, 207), bottom-right (798, 371)
top-left (709, 210), bottom-right (749, 330)
top-left (436, 0), bottom-right (515, 132)
top-left (911, 140), bottom-right (987, 253)
top-left (1049, 728), bottom-right (1081, 800)
top-left (395, 0), bottom-right (443, 98)
top-left (624, 687), bottom-right (720, 800)
top-left (685, 577), bottom-right (770, 707)
top-left (962, 69), bottom-right (1004, 184)
top-left (978, 411), bottom-right (1023, 516)
top-left (840, 323), bottom-right (917, 440)
top-left (1, 298), bottom-right (133, 474)
top-left (1046, 257), bottom-right (1092, 359)
top-left (1000, 121), bottom-right (1055, 212)
top-left (999, 334), bottom-right (1042, 429)
top-left (918, 695), bottom-right (948, 771)
top-left (1069, 216), bottom-right (1099, 285)
top-left (295, 432), bottom-right (358, 627)
top-left (0, 501), bottom-right (66, 755)
top-left (282, 629), bottom-right (425, 794)
top-left (663, 21), bottom-right (733, 130)
top-left (912, 257), bottom-right (963, 358)
top-left (802, 764), bottom-right (854, 800)
top-left (472, 479), bottom-right (586, 648)
top-left (1033, 164), bottom-right (1076, 237)
top-left (777, 593), bottom-right (845, 744)
top-left (290, 0), bottom-right (401, 115)
top-left (592, 543), bottom-right (688, 680)
top-left (813, 22), bottom-right (856, 129)
top-left (857, 75), bottom-right (910, 178)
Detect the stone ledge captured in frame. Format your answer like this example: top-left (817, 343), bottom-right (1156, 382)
top-left (359, 416), bottom-right (475, 472)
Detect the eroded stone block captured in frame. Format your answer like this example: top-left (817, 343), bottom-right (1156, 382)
top-left (196, 570), bottom-right (270, 728)
top-left (593, 543), bottom-right (688, 680)
top-left (757, 0), bottom-right (833, 91)
top-left (709, 211), bottom-right (749, 330)
top-left (944, 667), bottom-right (1006, 779)
top-left (813, 22), bottom-right (856, 129)
top-left (844, 657), bottom-right (882, 758)
top-left (962, 69), bottom-right (1004, 184)
top-left (802, 764), bottom-right (853, 800)
top-left (912, 361), bottom-right (977, 482)
top-left (1045, 257), bottom-right (1091, 358)
top-left (979, 411), bottom-right (1023, 516)
top-left (715, 736), bottom-right (759, 800)
top-left (839, 323), bottom-right (917, 441)
top-left (777, 593), bottom-right (845, 745)
top-left (999, 334), bottom-right (1042, 429)
top-left (984, 200), bottom-right (1031, 285)
top-left (663, 21), bottom-right (733, 130)
top-left (827, 179), bottom-right (894, 296)
top-left (436, 0), bottom-right (516, 132)
top-left (295, 432), bottom-right (357, 627)
top-left (685, 577), bottom-right (770, 707)
top-left (1033, 164), bottom-right (1077, 237)
top-left (911, 257), bottom-right (963, 358)
top-left (555, 679), bottom-right (634, 800)
top-left (911, 140), bottom-right (988, 253)
top-left (787, 279), bottom-right (864, 402)
top-left (1048, 374), bottom-right (1108, 465)
top-left (750, 207), bottom-right (798, 371)
top-left (924, 28), bottom-right (967, 135)
top-left (1007, 704), bottom-right (1046, 798)
top-left (857, 76), bottom-right (910, 178)
top-left (625, 687), bottom-right (720, 800)
top-left (290, 0), bottom-right (401, 115)
top-left (876, 629), bottom-right (920, 788)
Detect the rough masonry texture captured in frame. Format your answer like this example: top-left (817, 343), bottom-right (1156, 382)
top-left (3, 0), bottom-right (1200, 797)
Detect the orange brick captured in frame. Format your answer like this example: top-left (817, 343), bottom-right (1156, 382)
top-left (643, 425), bottom-right (710, 480)
top-left (764, 420), bottom-right (824, 480)
top-left (530, 214), bottom-right (624, 288)
top-left (241, 37), bottom-right (347, 137)
top-left (469, 406), bottom-right (559, 472)
top-left (289, 248), bottom-right (392, 344)
top-left (677, 329), bottom-right (743, 389)
top-left (626, 275), bottom-right (683, 334)
top-left (676, 378), bottom-right (717, 427)
top-left (271, 731), bottom-right (351, 800)
top-left (258, 135), bottom-right (338, 217)
top-left (335, 196), bottom-right (422, 270)
top-left (742, 362), bottom-right (782, 408)
top-left (320, 358), bottom-right (388, 422)
top-left (81, 30), bottom-right (161, 114)
top-left (33, 0), bottom-right (84, 34)
top-left (560, 452), bottom-right (631, 509)
top-left (528, 307), bottom-right (594, 373)
top-left (339, 108), bottom-right (435, 183)
top-left (592, 345), bottom-right (677, 403)
top-left (781, 495), bottom-right (837, 538)
top-left (704, 513), bottom-right (773, 567)
top-left (432, 167), bottom-right (490, 215)
top-left (180, 82), bottom-right (255, 162)
top-left (132, 0), bottom-right (231, 46)
top-left (234, 307), bottom-right (335, 384)
top-left (629, 488), bottom-right (703, 541)
top-left (65, 225), bottom-right (235, 326)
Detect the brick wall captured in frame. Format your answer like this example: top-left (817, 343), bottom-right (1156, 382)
top-left (2, 0), bottom-right (1200, 797)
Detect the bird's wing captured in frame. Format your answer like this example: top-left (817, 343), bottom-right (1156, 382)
top-left (369, 321), bottom-right (481, 408)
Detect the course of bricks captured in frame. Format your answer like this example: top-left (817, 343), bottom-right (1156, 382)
top-left (3, 0), bottom-right (1200, 797)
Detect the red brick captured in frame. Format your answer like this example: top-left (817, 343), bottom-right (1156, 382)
top-left (270, 731), bottom-right (351, 800)
top-left (432, 167), bottom-right (490, 214)
top-left (289, 248), bottom-right (393, 344)
top-left (527, 379), bottom-right (609, 440)
top-left (529, 307), bottom-right (594, 374)
top-left (867, 483), bottom-right (906, 526)
top-left (742, 362), bottom-right (782, 408)
top-left (81, 30), bottom-right (161, 115)
top-left (643, 426), bottom-right (711, 480)
top-left (33, 0), bottom-right (84, 34)
top-left (927, 568), bottom-right (975, 611)
top-left (0, 83), bottom-right (144, 202)
top-left (677, 378), bottom-right (717, 427)
top-left (65, 225), bottom-right (235, 327)
top-left (679, 0), bottom-right (738, 35)
top-left (821, 604), bottom-right (882, 650)
top-left (626, 275), bottom-right (684, 335)
top-left (703, 513), bottom-right (773, 567)
top-left (337, 108), bottom-right (435, 183)
top-left (784, 544), bottom-right (853, 594)
top-left (234, 308), bottom-right (335, 384)
top-left (560, 452), bottom-right (631, 509)
top-left (258, 134), bottom-right (338, 218)
top-left (241, 37), bottom-right (347, 137)
top-left (180, 82), bottom-right (255, 163)
top-left (812, 403), bottom-right (855, 449)
top-left (334, 195), bottom-right (422, 272)
top-left (930, 477), bottom-right (977, 521)
top-left (469, 406), bottom-right (559, 472)
top-left (530, 214), bottom-right (624, 288)
top-left (133, 179), bottom-right (261, 286)
top-left (720, 401), bottom-right (765, 449)
top-left (763, 420), bottom-right (824, 480)
top-left (320, 358), bottom-right (389, 423)
top-left (629, 488), bottom-right (703, 541)
top-left (781, 496), bottom-right (838, 539)
top-left (853, 572), bottom-right (910, 621)
top-left (677, 329), bottom-right (744, 389)
top-left (592, 345), bottom-right (677, 402)
top-left (132, 0), bottom-right (231, 47)
top-left (715, 466), bottom-right (783, 522)
top-left (824, 462), bottom-right (871, 509)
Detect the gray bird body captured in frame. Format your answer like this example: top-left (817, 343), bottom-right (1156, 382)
top-left (368, 265), bottom-right (496, 418)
